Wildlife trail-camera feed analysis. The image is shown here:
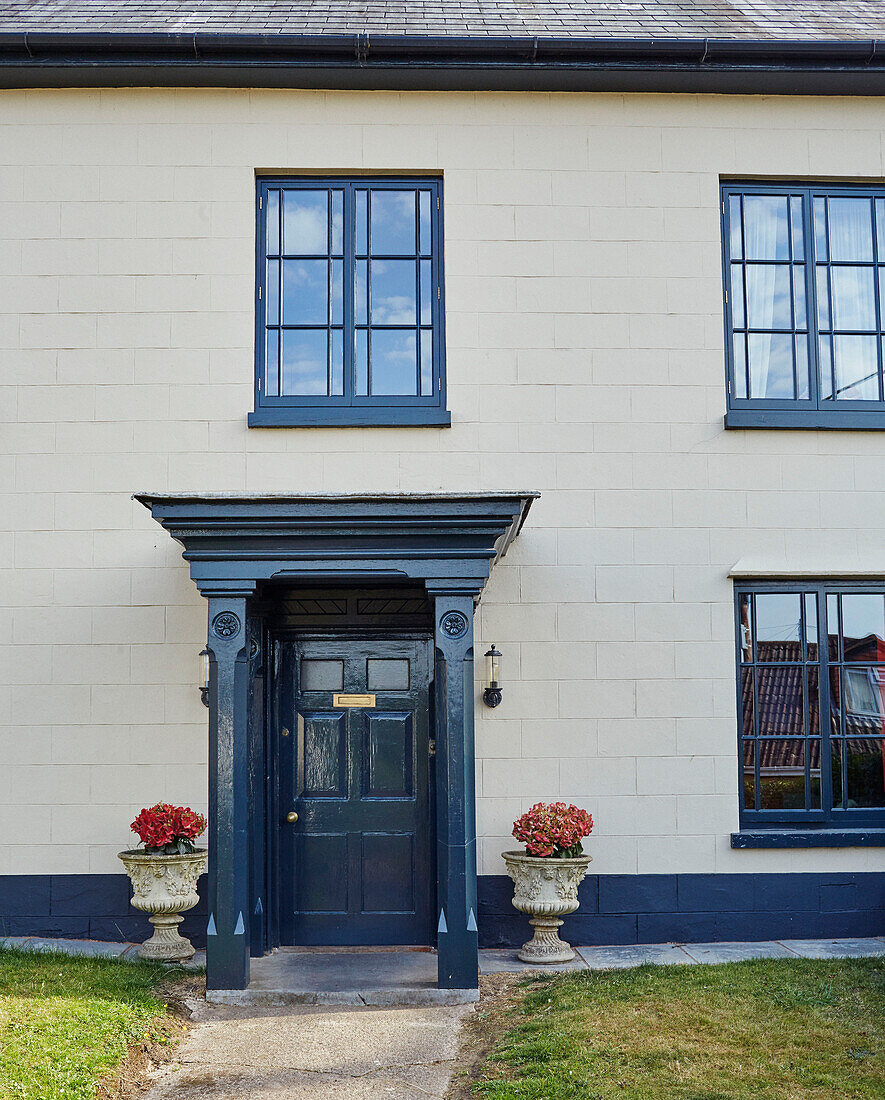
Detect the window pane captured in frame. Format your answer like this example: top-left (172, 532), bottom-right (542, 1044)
top-left (727, 195), bottom-right (743, 260)
top-left (282, 260), bottom-right (329, 325)
top-left (355, 190), bottom-right (368, 255)
top-left (876, 198), bottom-right (885, 256)
top-left (790, 195), bottom-right (805, 260)
top-left (371, 330), bottom-right (417, 395)
top-left (741, 667), bottom-right (754, 735)
top-left (748, 332), bottom-right (795, 398)
top-left (816, 267), bottom-right (831, 330)
top-left (841, 594), bottom-right (885, 661)
top-left (265, 329), bottom-right (279, 396)
top-left (367, 658), bottom-right (410, 691)
top-left (742, 740), bottom-right (755, 809)
top-left (819, 334), bottom-right (834, 399)
top-left (809, 739), bottom-right (822, 808)
top-left (266, 259), bottom-right (280, 324)
top-left (355, 328), bottom-right (368, 395)
top-left (827, 197), bottom-right (874, 261)
top-left (813, 198), bottom-right (828, 260)
top-left (419, 190), bottom-right (432, 256)
top-left (831, 334), bottom-right (879, 400)
top-left (792, 268), bottom-right (807, 329)
top-left (755, 592), bottom-right (802, 650)
top-left (808, 666), bottom-right (820, 734)
top-left (743, 195), bottom-right (790, 260)
top-left (746, 264), bottom-right (792, 329)
top-left (830, 266), bottom-right (876, 331)
top-left (420, 330), bottom-right (433, 397)
top-left (831, 736), bottom-right (844, 807)
top-left (301, 659), bottom-right (344, 691)
top-left (739, 595), bottom-right (753, 660)
top-left (331, 259), bottom-right (343, 325)
top-left (281, 329), bottom-right (328, 395)
top-left (355, 260), bottom-right (368, 325)
top-left (371, 190), bottom-right (416, 255)
top-left (370, 260), bottom-right (417, 325)
top-left (331, 190), bottom-right (344, 255)
top-left (756, 667), bottom-right (806, 734)
top-left (733, 334), bottom-right (748, 398)
top-left (844, 667), bottom-right (885, 717)
top-left (805, 593), bottom-right (819, 660)
top-left (757, 739), bottom-right (806, 810)
top-left (731, 265), bottom-right (745, 328)
top-left (283, 190), bottom-right (328, 255)
top-left (827, 594), bottom-right (840, 661)
top-left (837, 739), bottom-right (885, 808)
top-left (266, 189), bottom-right (280, 254)
top-left (330, 329), bottom-right (343, 396)
top-left (420, 259), bottom-right (433, 326)
top-left (795, 336), bottom-right (810, 399)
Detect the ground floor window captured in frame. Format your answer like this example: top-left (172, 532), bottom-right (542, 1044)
top-left (735, 581), bottom-right (885, 828)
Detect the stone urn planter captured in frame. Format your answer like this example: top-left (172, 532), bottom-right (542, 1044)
top-left (502, 850), bottom-right (592, 963)
top-left (118, 849), bottom-right (207, 961)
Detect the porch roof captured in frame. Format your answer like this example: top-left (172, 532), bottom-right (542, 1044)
top-left (134, 491), bottom-right (538, 597)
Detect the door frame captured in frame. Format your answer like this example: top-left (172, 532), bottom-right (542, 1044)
top-left (138, 491), bottom-right (537, 990)
top-left (265, 626), bottom-right (437, 951)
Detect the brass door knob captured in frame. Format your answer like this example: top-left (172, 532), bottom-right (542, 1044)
top-left (286, 811), bottom-right (299, 823)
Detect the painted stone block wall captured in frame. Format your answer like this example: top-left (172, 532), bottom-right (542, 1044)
top-left (1, 87), bottom-right (884, 885)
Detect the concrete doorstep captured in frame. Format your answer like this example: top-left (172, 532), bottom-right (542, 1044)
top-left (207, 949), bottom-right (479, 1007)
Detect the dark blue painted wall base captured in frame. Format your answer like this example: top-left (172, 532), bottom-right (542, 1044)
top-left (2, 872), bottom-right (883, 950)
top-left (478, 872), bottom-right (885, 946)
top-left (0, 874), bottom-right (207, 949)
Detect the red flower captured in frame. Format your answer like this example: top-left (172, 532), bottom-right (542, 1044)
top-left (131, 803), bottom-right (207, 853)
top-left (512, 802), bottom-right (593, 858)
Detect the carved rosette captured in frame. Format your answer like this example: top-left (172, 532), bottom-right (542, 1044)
top-left (119, 849), bottom-right (208, 961)
top-left (502, 850), bottom-right (592, 964)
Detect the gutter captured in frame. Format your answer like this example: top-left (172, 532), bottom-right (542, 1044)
top-left (0, 31), bottom-right (883, 93)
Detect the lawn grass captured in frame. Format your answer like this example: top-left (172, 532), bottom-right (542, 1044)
top-left (472, 957), bottom-right (885, 1099)
top-left (0, 946), bottom-right (183, 1100)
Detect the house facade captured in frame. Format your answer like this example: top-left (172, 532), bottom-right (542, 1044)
top-left (1, 1), bottom-right (884, 992)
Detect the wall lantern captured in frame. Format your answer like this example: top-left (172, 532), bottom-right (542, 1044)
top-left (482, 644), bottom-right (503, 708)
top-left (199, 647), bottom-right (210, 708)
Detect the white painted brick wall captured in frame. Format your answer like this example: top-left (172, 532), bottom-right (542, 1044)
top-left (2, 88), bottom-right (884, 880)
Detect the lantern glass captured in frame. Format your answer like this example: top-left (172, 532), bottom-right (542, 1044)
top-left (199, 647), bottom-right (210, 690)
top-left (485, 645), bottom-right (501, 687)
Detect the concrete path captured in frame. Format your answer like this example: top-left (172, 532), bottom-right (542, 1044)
top-left (146, 999), bottom-right (472, 1100)
top-left (482, 935), bottom-right (885, 971)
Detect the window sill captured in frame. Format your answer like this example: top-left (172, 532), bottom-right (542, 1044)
top-left (725, 409), bottom-right (885, 431)
top-left (732, 829), bottom-right (885, 849)
top-left (248, 408), bottom-right (452, 428)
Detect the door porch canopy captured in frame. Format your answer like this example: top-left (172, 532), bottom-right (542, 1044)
top-left (135, 491), bottom-right (537, 992)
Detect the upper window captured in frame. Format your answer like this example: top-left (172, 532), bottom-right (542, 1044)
top-left (722, 183), bottom-right (885, 429)
top-left (249, 178), bottom-right (449, 427)
top-left (736, 582), bottom-right (885, 829)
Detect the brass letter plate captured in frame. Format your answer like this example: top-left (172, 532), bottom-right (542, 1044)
top-left (333, 693), bottom-right (376, 708)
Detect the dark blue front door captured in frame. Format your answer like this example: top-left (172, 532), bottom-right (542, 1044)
top-left (280, 635), bottom-right (434, 945)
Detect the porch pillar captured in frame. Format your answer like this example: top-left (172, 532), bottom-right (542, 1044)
top-left (204, 589), bottom-right (253, 991)
top-left (430, 591), bottom-right (479, 989)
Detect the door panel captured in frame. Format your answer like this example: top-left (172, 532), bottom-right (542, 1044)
top-left (297, 833), bottom-right (349, 913)
top-left (299, 712), bottom-right (347, 797)
top-left (363, 712), bottom-right (413, 798)
top-left (279, 634), bottom-right (433, 945)
top-left (361, 833), bottom-right (414, 913)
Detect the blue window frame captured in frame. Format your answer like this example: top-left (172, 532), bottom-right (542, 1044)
top-left (722, 182), bottom-right (885, 429)
top-left (249, 177), bottom-right (449, 427)
top-left (735, 581), bottom-right (885, 829)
